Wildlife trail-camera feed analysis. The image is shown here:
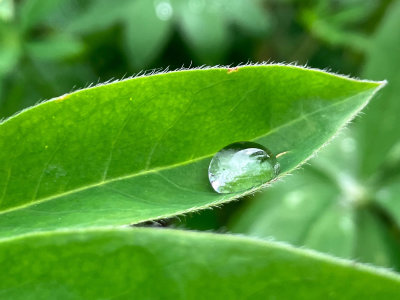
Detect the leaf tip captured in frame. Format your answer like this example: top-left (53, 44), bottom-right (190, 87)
top-left (378, 79), bottom-right (388, 88)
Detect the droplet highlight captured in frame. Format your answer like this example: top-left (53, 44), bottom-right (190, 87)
top-left (208, 142), bottom-right (280, 194)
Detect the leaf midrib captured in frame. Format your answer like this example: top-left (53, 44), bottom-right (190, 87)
top-left (0, 88), bottom-right (377, 215)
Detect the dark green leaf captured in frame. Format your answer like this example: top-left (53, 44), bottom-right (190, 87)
top-left (355, 208), bottom-right (400, 270)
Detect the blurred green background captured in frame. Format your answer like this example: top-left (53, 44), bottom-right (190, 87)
top-left (1, 0), bottom-right (400, 271)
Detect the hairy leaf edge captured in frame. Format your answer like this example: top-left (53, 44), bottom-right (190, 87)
top-left (0, 64), bottom-right (386, 226)
top-left (0, 62), bottom-right (385, 125)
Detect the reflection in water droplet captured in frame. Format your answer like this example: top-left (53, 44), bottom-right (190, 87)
top-left (208, 142), bottom-right (280, 194)
top-left (154, 0), bottom-right (173, 21)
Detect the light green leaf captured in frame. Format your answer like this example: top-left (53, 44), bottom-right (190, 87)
top-left (67, 0), bottom-right (270, 66)
top-left (300, 9), bottom-right (370, 52)
top-left (177, 3), bottom-right (229, 62)
top-left (299, 0), bottom-right (379, 52)
top-left (0, 228), bottom-right (399, 299)
top-left (18, 0), bottom-right (66, 32)
top-left (0, 65), bottom-right (384, 239)
top-left (303, 201), bottom-right (356, 259)
top-left (230, 132), bottom-right (400, 269)
top-left (25, 34), bottom-right (84, 61)
top-left (230, 158), bottom-right (359, 262)
top-left (222, 0), bottom-right (270, 35)
top-left (314, 0), bottom-right (377, 27)
top-left (0, 23), bottom-right (20, 77)
top-left (124, 0), bottom-right (172, 68)
top-left (0, 0), bottom-right (14, 21)
top-left (66, 0), bottom-right (132, 34)
top-left (67, 0), bottom-right (172, 68)
top-left (358, 1), bottom-right (400, 176)
top-left (230, 168), bottom-right (338, 245)
top-left (375, 176), bottom-right (400, 227)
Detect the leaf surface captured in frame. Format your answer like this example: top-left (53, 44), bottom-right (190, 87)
top-left (124, 0), bottom-right (172, 68)
top-left (376, 176), bottom-right (400, 227)
top-left (0, 0), bottom-right (13, 21)
top-left (0, 65), bottom-right (383, 238)
top-left (0, 228), bottom-right (399, 299)
top-left (354, 208), bottom-right (400, 270)
top-left (230, 133), bottom-right (400, 270)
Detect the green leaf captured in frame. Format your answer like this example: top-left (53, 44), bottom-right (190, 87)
top-left (0, 22), bottom-right (20, 77)
top-left (354, 208), bottom-right (400, 270)
top-left (358, 1), bottom-right (400, 176)
top-left (229, 162), bottom-right (360, 261)
top-left (0, 228), bottom-right (399, 299)
top-left (224, 0), bottom-right (270, 35)
top-left (124, 0), bottom-right (172, 68)
top-left (25, 34), bottom-right (84, 61)
top-left (230, 168), bottom-right (339, 246)
top-left (299, 0), bottom-right (377, 52)
top-left (375, 176), bottom-right (400, 227)
top-left (0, 0), bottom-right (14, 21)
top-left (67, 0), bottom-right (172, 68)
top-left (66, 0), bottom-right (132, 34)
top-left (0, 65), bottom-right (383, 239)
top-left (303, 201), bottom-right (356, 259)
top-left (66, 0), bottom-right (270, 66)
top-left (230, 132), bottom-right (400, 270)
top-left (18, 0), bottom-right (66, 32)
top-left (177, 2), bottom-right (230, 62)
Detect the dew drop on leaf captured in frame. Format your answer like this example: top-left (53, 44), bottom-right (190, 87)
top-left (208, 142), bottom-right (280, 194)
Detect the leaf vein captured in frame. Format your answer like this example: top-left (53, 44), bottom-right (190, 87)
top-left (0, 90), bottom-right (374, 216)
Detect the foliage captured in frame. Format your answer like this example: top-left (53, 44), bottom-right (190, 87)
top-left (230, 0), bottom-right (400, 271)
top-left (0, 65), bottom-right (382, 239)
top-left (1, 228), bottom-right (400, 299)
top-left (1, 0), bottom-right (400, 298)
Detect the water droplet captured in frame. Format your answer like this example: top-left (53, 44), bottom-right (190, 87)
top-left (208, 142), bottom-right (280, 194)
top-left (154, 0), bottom-right (173, 21)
